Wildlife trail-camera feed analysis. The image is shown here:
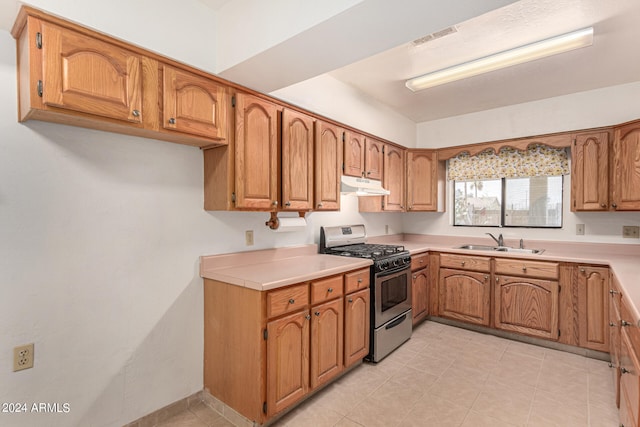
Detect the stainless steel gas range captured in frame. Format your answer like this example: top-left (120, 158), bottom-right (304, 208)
top-left (320, 224), bottom-right (412, 362)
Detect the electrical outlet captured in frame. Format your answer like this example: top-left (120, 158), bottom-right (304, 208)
top-left (622, 226), bottom-right (639, 238)
top-left (245, 230), bottom-right (254, 246)
top-left (13, 343), bottom-right (34, 371)
top-left (576, 224), bottom-right (585, 235)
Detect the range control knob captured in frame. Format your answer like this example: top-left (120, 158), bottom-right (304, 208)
top-left (379, 261), bottom-right (389, 271)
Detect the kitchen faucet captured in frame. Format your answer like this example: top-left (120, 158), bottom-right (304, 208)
top-left (486, 232), bottom-right (504, 247)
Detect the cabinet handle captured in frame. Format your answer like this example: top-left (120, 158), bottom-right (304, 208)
top-left (168, 117), bottom-right (176, 124)
top-left (272, 201), bottom-right (278, 207)
top-left (367, 171), bottom-right (371, 175)
top-left (601, 203), bottom-right (607, 208)
top-left (317, 203), bottom-right (323, 208)
top-left (314, 311), bottom-right (320, 316)
top-left (484, 275), bottom-right (488, 281)
top-left (305, 314), bottom-right (311, 320)
top-left (610, 289), bottom-right (619, 295)
top-left (621, 320), bottom-right (631, 327)
top-left (580, 268), bottom-right (586, 273)
top-left (288, 298), bottom-right (295, 304)
top-left (496, 277), bottom-right (500, 283)
top-left (621, 367), bottom-right (630, 374)
top-left (348, 298), bottom-right (353, 303)
top-left (522, 266), bottom-right (527, 272)
top-left (461, 261), bottom-right (466, 266)
top-left (608, 362), bottom-right (614, 368)
top-left (413, 275), bottom-right (417, 279)
top-left (285, 201), bottom-right (291, 207)
top-left (357, 278), bottom-right (362, 283)
top-left (132, 109), bottom-right (140, 117)
top-left (612, 203), bottom-right (618, 209)
top-left (327, 288), bottom-right (333, 293)
top-left (409, 206), bottom-right (413, 210)
top-left (610, 322), bottom-right (617, 327)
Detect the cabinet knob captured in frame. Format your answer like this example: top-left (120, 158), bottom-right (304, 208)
top-left (272, 201), bottom-right (278, 207)
top-left (601, 203), bottom-right (606, 208)
top-left (608, 362), bottom-right (614, 368)
top-left (621, 367), bottom-right (631, 374)
top-left (314, 311), bottom-right (320, 317)
top-left (461, 261), bottom-right (466, 266)
top-left (408, 206), bottom-right (413, 210)
top-left (580, 268), bottom-right (586, 273)
top-left (496, 277), bottom-right (500, 283)
top-left (610, 322), bottom-right (617, 327)
top-left (288, 298), bottom-right (295, 304)
top-left (285, 201), bottom-right (291, 207)
top-left (327, 288), bottom-right (333, 293)
top-left (305, 314), bottom-right (311, 320)
top-left (612, 203), bottom-right (618, 209)
top-left (367, 171), bottom-right (371, 175)
top-left (522, 266), bottom-right (527, 272)
top-left (621, 320), bottom-right (631, 327)
top-left (317, 203), bottom-right (323, 208)
top-left (132, 109), bottom-right (140, 117)
top-left (610, 289), bottom-right (619, 295)
top-left (419, 259), bottom-right (424, 264)
top-left (484, 275), bottom-right (488, 281)
top-left (348, 298), bottom-right (353, 303)
top-left (168, 117), bottom-right (176, 124)
top-left (413, 275), bottom-right (417, 279)
top-left (357, 278), bottom-right (362, 283)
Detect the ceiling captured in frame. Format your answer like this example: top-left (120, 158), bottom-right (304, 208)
top-left (327, 0), bottom-right (640, 122)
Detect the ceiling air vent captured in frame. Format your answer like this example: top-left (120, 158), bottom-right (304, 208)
top-left (411, 26), bottom-right (458, 46)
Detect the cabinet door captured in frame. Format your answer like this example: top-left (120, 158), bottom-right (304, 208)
top-left (162, 64), bottom-right (229, 140)
top-left (620, 328), bottom-right (640, 427)
top-left (571, 132), bottom-right (609, 211)
top-left (266, 310), bottom-right (310, 417)
top-left (439, 269), bottom-right (490, 326)
top-left (407, 150), bottom-right (438, 211)
top-left (343, 131), bottom-right (365, 177)
top-left (383, 145), bottom-right (405, 211)
top-left (314, 121), bottom-right (342, 211)
top-left (412, 267), bottom-right (429, 325)
top-left (41, 22), bottom-right (142, 123)
top-left (494, 274), bottom-right (559, 340)
top-left (364, 138), bottom-right (384, 180)
top-left (578, 266), bottom-right (610, 352)
top-left (344, 288), bottom-right (370, 368)
top-left (612, 121), bottom-right (640, 210)
top-left (234, 93), bottom-right (279, 210)
top-left (282, 108), bottom-right (314, 210)
top-left (310, 298), bottom-right (343, 389)
top-left (611, 288), bottom-right (622, 408)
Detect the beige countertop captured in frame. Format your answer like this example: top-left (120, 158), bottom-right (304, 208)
top-left (200, 235), bottom-right (640, 323)
top-left (200, 244), bottom-right (372, 291)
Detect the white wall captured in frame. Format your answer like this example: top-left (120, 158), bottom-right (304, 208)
top-left (0, 15), bottom-right (403, 427)
top-left (408, 82), bottom-right (640, 244)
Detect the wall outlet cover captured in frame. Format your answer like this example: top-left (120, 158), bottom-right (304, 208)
top-left (13, 343), bottom-right (34, 371)
top-left (576, 224), bottom-right (585, 235)
top-left (622, 226), bottom-right (640, 238)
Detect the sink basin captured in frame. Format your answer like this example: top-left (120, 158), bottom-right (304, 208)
top-left (456, 244), bottom-right (544, 255)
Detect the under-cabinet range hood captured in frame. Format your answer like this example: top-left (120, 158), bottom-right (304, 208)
top-left (340, 175), bottom-right (390, 196)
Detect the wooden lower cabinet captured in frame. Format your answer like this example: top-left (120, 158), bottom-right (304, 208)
top-left (266, 310), bottom-right (310, 417)
top-left (412, 268), bottom-right (429, 325)
top-left (620, 327), bottom-right (640, 427)
top-left (578, 266), bottom-right (610, 352)
top-left (611, 275), bottom-right (623, 408)
top-left (439, 268), bottom-right (490, 326)
top-left (204, 269), bottom-right (369, 424)
top-left (494, 274), bottom-right (559, 340)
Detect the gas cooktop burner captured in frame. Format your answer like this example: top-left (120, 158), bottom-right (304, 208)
top-left (325, 243), bottom-right (407, 260)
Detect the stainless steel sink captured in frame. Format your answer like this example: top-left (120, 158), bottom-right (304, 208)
top-left (456, 244), bottom-right (544, 255)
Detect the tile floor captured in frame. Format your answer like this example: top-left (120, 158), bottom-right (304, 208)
top-left (159, 321), bottom-right (620, 427)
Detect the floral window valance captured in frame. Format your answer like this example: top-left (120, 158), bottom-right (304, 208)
top-left (447, 144), bottom-right (570, 181)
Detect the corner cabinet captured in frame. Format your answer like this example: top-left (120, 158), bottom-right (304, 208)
top-left (406, 150), bottom-right (444, 212)
top-left (612, 121), bottom-right (640, 210)
top-left (203, 268), bottom-right (369, 424)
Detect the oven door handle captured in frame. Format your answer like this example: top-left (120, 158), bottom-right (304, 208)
top-left (377, 266), bottom-right (409, 278)
top-left (385, 313), bottom-right (407, 330)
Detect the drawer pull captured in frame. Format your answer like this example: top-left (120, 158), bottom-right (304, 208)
top-left (461, 261), bottom-right (466, 266)
top-left (610, 322), bottom-right (617, 327)
top-left (484, 275), bottom-right (488, 281)
top-left (522, 266), bottom-right (527, 272)
top-left (608, 362), bottom-right (614, 368)
top-left (288, 298), bottom-right (295, 304)
top-left (305, 314), bottom-right (311, 320)
top-left (168, 117), bottom-right (176, 124)
top-left (413, 275), bottom-right (417, 279)
top-left (348, 298), bottom-right (353, 303)
top-left (610, 289), bottom-right (619, 295)
top-left (621, 320), bottom-right (631, 327)
top-left (314, 311), bottom-right (320, 317)
top-left (357, 278), bottom-right (363, 283)
top-left (580, 268), bottom-right (586, 273)
top-left (132, 109), bottom-right (141, 117)
top-left (327, 287), bottom-right (333, 293)
top-left (621, 367), bottom-right (630, 374)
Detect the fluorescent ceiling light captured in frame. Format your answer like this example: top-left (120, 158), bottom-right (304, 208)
top-left (405, 27), bottom-right (594, 92)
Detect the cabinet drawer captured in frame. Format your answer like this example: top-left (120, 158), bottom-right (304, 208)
top-left (311, 275), bottom-right (344, 304)
top-left (411, 253), bottom-right (429, 271)
top-left (267, 283), bottom-right (309, 319)
top-left (440, 253), bottom-right (490, 272)
top-left (494, 258), bottom-right (558, 280)
top-left (345, 268), bottom-right (370, 294)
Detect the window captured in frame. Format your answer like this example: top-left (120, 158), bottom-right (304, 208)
top-left (454, 176), bottom-right (563, 227)
top-left (449, 145), bottom-right (568, 228)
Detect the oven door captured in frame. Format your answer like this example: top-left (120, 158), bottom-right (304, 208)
top-left (374, 266), bottom-right (412, 328)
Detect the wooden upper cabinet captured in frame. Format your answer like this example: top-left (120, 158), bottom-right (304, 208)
top-left (571, 131), bottom-right (609, 211)
top-left (40, 21), bottom-right (142, 123)
top-left (162, 64), bottom-right (229, 141)
top-left (314, 121), bottom-right (343, 211)
top-left (407, 150), bottom-right (442, 212)
top-left (612, 121), bottom-right (640, 210)
top-left (234, 93), bottom-right (279, 210)
top-left (383, 145), bottom-right (405, 211)
top-left (343, 131), bottom-right (365, 177)
top-left (281, 108), bottom-right (314, 211)
top-left (364, 138), bottom-right (384, 180)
